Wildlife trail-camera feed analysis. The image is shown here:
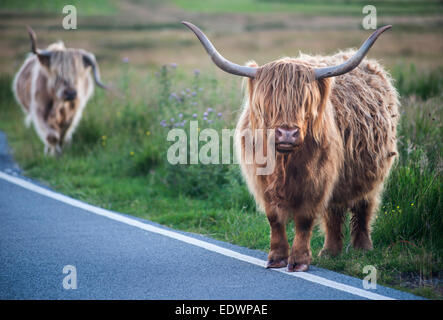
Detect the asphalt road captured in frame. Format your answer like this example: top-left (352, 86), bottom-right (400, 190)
top-left (0, 132), bottom-right (422, 300)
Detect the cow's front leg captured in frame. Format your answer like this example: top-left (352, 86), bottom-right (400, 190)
top-left (266, 205), bottom-right (289, 268)
top-left (288, 215), bottom-right (314, 272)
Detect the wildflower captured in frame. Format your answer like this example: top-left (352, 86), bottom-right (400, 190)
top-left (207, 107), bottom-right (213, 112)
top-left (186, 88), bottom-right (190, 93)
top-left (170, 63), bottom-right (178, 68)
top-left (170, 118), bottom-right (175, 122)
top-left (191, 102), bottom-right (198, 106)
top-left (217, 112), bottom-right (222, 117)
top-left (208, 120), bottom-right (213, 124)
top-left (179, 113), bottom-right (183, 118)
top-left (191, 91), bottom-right (196, 96)
top-left (130, 151), bottom-right (135, 156)
top-left (203, 116), bottom-right (208, 121)
top-left (203, 112), bottom-right (208, 116)
top-left (122, 57), bottom-right (129, 63)
top-left (192, 113), bottom-right (197, 118)
top-left (146, 131), bottom-right (151, 136)
top-left (102, 135), bottom-right (107, 140)
top-left (194, 69), bottom-right (200, 76)
top-left (411, 203), bottom-right (414, 207)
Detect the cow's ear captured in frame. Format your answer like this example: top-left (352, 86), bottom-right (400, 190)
top-left (245, 61), bottom-right (258, 102)
top-left (37, 52), bottom-right (51, 69)
top-left (311, 77), bottom-right (333, 142)
top-left (317, 77), bottom-right (333, 104)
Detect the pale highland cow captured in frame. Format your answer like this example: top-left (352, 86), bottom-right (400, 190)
top-left (183, 22), bottom-right (399, 272)
top-left (13, 27), bottom-right (107, 156)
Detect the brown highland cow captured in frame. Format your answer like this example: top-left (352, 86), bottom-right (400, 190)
top-left (13, 27), bottom-right (107, 156)
top-left (183, 22), bottom-right (399, 272)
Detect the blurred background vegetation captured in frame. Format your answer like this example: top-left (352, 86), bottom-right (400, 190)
top-left (0, 0), bottom-right (441, 298)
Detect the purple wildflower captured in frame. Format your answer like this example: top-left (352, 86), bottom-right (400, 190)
top-left (207, 107), bottom-right (213, 112)
top-left (217, 112), bottom-right (222, 117)
top-left (192, 113), bottom-right (197, 118)
top-left (194, 69), bottom-right (200, 76)
top-left (122, 57), bottom-right (129, 63)
top-left (170, 63), bottom-right (178, 68)
top-left (203, 112), bottom-right (208, 116)
top-left (179, 113), bottom-right (183, 118)
top-left (170, 118), bottom-right (175, 122)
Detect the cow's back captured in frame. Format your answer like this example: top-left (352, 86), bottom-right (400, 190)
top-left (302, 50), bottom-right (400, 204)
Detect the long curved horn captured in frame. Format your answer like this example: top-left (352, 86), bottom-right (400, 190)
top-left (26, 25), bottom-right (38, 54)
top-left (182, 21), bottom-right (257, 78)
top-left (26, 25), bottom-right (51, 58)
top-left (82, 52), bottom-right (108, 89)
top-left (314, 25), bottom-right (392, 79)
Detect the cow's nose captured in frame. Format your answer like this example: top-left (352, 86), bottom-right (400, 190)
top-left (64, 89), bottom-right (77, 101)
top-left (275, 127), bottom-right (300, 146)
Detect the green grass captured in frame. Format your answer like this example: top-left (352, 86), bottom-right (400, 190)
top-left (173, 0), bottom-right (443, 16)
top-left (0, 63), bottom-right (441, 299)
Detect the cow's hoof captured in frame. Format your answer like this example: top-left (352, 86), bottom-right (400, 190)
top-left (287, 263), bottom-right (309, 272)
top-left (266, 258), bottom-right (288, 269)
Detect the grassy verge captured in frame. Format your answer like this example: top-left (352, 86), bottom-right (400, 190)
top-left (0, 62), bottom-right (441, 299)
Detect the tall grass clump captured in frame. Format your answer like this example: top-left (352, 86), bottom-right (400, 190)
top-left (374, 96), bottom-right (442, 251)
top-left (392, 63), bottom-right (443, 100)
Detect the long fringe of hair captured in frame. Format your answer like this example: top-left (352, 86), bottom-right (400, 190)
top-left (247, 58), bottom-right (332, 144)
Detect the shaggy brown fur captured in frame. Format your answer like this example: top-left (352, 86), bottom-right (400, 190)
top-left (13, 40), bottom-right (99, 156)
top-left (235, 50), bottom-right (399, 271)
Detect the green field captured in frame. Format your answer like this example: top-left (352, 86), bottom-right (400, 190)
top-left (0, 0), bottom-right (117, 15)
top-left (173, 0), bottom-right (443, 15)
top-left (1, 0), bottom-right (441, 16)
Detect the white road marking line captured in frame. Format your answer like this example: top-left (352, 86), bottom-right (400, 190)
top-left (0, 171), bottom-right (394, 300)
